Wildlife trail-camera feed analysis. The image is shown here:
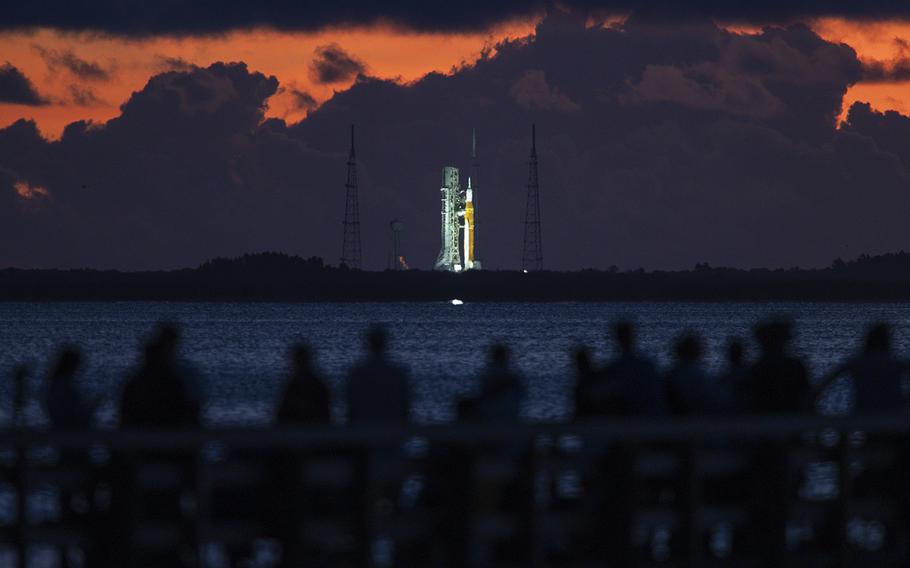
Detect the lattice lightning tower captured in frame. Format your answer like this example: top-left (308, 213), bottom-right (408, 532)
top-left (521, 124), bottom-right (543, 271)
top-left (341, 124), bottom-right (362, 269)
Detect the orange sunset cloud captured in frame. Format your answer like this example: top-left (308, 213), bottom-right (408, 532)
top-left (6, 16), bottom-right (910, 138)
top-left (0, 20), bottom-right (538, 139)
top-left (811, 18), bottom-right (910, 121)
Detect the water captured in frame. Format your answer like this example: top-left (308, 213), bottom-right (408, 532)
top-left (3, 301), bottom-right (910, 426)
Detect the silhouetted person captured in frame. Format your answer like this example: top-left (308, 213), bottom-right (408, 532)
top-left (120, 323), bottom-right (201, 428)
top-left (45, 346), bottom-right (96, 429)
top-left (817, 323), bottom-right (908, 414)
top-left (347, 325), bottom-right (411, 423)
top-left (603, 321), bottom-right (665, 416)
top-left (270, 346), bottom-right (334, 566)
top-left (718, 338), bottom-right (748, 411)
top-left (113, 323), bottom-right (201, 568)
top-left (573, 347), bottom-right (598, 419)
top-left (44, 346), bottom-right (100, 568)
top-left (475, 344), bottom-right (525, 421)
top-left (12, 364), bottom-right (27, 427)
top-left (740, 320), bottom-right (810, 566)
top-left (573, 345), bottom-right (626, 418)
top-left (217, 349), bottom-right (331, 568)
top-left (276, 343), bottom-right (331, 424)
top-left (741, 319), bottom-right (812, 414)
top-left (664, 333), bottom-right (719, 415)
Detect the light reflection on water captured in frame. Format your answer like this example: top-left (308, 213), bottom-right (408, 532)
top-left (2, 301), bottom-right (909, 426)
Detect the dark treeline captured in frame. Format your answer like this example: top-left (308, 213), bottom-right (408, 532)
top-left (7, 251), bottom-right (910, 301)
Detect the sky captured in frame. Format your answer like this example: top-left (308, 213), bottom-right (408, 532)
top-left (5, 2), bottom-right (910, 270)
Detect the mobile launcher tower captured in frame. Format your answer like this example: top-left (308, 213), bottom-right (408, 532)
top-left (434, 167), bottom-right (480, 271)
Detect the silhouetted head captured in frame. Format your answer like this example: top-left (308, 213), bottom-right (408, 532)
top-left (726, 338), bottom-right (745, 366)
top-left (754, 319), bottom-right (792, 355)
top-left (142, 322), bottom-right (181, 370)
top-left (291, 343), bottom-right (312, 373)
top-left (49, 346), bottom-right (81, 381)
top-left (612, 321), bottom-right (635, 354)
top-left (674, 334), bottom-right (702, 364)
top-left (489, 344), bottom-right (510, 366)
top-left (864, 323), bottom-right (891, 353)
top-left (152, 323), bottom-right (181, 360)
top-left (367, 325), bottom-right (388, 357)
top-left (574, 347), bottom-right (593, 375)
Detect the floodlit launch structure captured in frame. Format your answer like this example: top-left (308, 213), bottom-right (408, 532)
top-left (435, 166), bottom-right (463, 271)
top-left (435, 132), bottom-right (482, 272)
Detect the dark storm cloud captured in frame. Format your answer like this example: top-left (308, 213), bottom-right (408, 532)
top-left (6, 0), bottom-right (910, 36)
top-left (34, 47), bottom-right (111, 81)
top-left (289, 88), bottom-right (318, 110)
top-left (2, 10), bottom-right (910, 271)
top-left (860, 38), bottom-right (910, 82)
top-left (841, 102), bottom-right (910, 165)
top-left (309, 44), bottom-right (366, 84)
top-left (862, 59), bottom-right (910, 82)
top-left (510, 70), bottom-right (580, 111)
top-left (0, 63), bottom-right (47, 105)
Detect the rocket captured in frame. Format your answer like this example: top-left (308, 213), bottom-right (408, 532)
top-left (463, 177), bottom-right (475, 270)
top-left (434, 130), bottom-right (481, 271)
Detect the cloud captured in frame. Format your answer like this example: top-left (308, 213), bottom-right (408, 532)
top-left (309, 44), bottom-right (366, 84)
top-left (1, 12), bottom-right (909, 272)
top-left (154, 56), bottom-right (197, 73)
top-left (34, 47), bottom-right (111, 81)
top-left (624, 63), bottom-right (782, 117)
top-left (290, 88), bottom-right (318, 111)
top-left (68, 85), bottom-right (106, 106)
top-left (14, 180), bottom-right (49, 199)
top-left (859, 37), bottom-right (910, 83)
top-left (0, 63), bottom-right (47, 105)
top-left (510, 70), bottom-right (580, 111)
top-left (862, 57), bottom-right (910, 82)
top-left (841, 101), bottom-right (910, 165)
top-left (6, 1), bottom-right (910, 36)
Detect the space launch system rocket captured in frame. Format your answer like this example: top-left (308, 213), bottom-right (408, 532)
top-left (463, 178), bottom-right (475, 270)
top-left (434, 131), bottom-right (481, 272)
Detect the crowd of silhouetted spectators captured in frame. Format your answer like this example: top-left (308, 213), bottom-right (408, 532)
top-left (8, 318), bottom-right (910, 567)
top-left (16, 318), bottom-right (910, 433)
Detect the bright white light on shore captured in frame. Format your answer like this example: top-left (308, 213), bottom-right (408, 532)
top-left (523, 269), bottom-right (528, 274)
top-left (450, 299), bottom-right (464, 305)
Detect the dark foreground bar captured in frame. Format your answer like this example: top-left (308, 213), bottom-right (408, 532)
top-left (1, 416), bottom-right (909, 567)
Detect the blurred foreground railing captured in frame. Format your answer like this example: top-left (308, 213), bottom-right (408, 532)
top-left (0, 416), bottom-right (909, 567)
